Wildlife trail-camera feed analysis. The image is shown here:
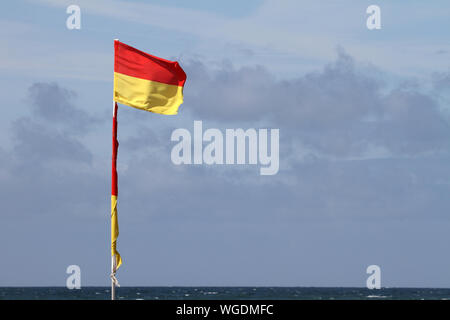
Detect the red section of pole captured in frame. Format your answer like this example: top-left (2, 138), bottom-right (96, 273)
top-left (112, 102), bottom-right (118, 197)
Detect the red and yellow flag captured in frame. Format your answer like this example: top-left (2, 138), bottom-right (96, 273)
top-left (111, 41), bottom-right (186, 277)
top-left (113, 40), bottom-right (187, 114)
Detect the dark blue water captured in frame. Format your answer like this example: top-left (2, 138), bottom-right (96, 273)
top-left (1, 287), bottom-right (450, 300)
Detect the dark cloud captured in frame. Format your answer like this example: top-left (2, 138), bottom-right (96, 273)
top-left (1, 82), bottom-right (98, 218)
top-left (184, 61), bottom-right (275, 121)
top-left (12, 117), bottom-right (92, 165)
top-left (376, 89), bottom-right (450, 155)
top-left (11, 82), bottom-right (95, 166)
top-left (27, 82), bottom-right (97, 132)
top-left (183, 51), bottom-right (450, 157)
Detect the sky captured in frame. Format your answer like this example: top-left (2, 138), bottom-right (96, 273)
top-left (1, 0), bottom-right (450, 287)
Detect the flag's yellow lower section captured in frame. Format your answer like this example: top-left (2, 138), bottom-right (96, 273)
top-left (111, 195), bottom-right (122, 269)
top-left (114, 72), bottom-right (184, 115)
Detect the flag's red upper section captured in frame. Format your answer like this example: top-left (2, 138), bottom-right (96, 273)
top-left (114, 40), bottom-right (186, 87)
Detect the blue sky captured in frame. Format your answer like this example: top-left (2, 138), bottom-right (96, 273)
top-left (1, 0), bottom-right (450, 287)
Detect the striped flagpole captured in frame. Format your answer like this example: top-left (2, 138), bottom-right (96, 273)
top-left (110, 38), bottom-right (122, 301)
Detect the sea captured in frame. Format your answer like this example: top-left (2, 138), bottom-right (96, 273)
top-left (0, 287), bottom-right (450, 300)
